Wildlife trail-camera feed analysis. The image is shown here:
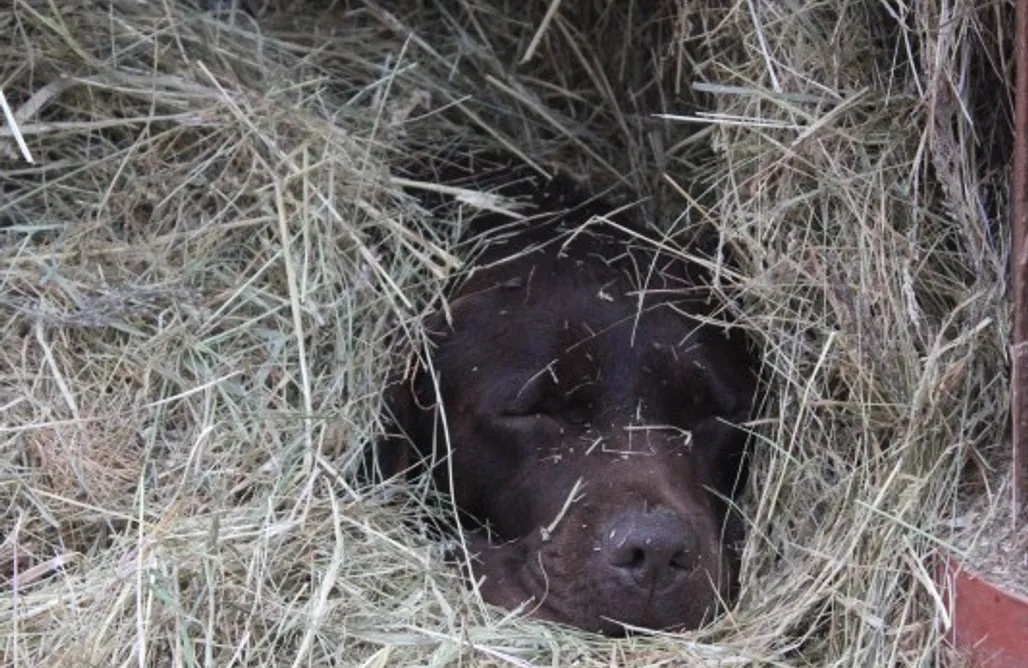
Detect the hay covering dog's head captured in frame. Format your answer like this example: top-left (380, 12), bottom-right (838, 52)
top-left (373, 166), bottom-right (757, 634)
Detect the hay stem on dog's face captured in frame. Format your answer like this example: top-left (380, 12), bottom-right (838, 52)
top-left (540, 477), bottom-right (586, 542)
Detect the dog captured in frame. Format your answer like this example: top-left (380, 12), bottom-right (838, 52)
top-left (371, 157), bottom-right (757, 635)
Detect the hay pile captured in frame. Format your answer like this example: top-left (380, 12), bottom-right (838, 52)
top-left (0, 0), bottom-right (1015, 665)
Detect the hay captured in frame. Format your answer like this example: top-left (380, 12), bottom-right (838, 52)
top-left (0, 0), bottom-right (1015, 665)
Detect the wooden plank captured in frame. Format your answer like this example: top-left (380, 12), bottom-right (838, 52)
top-left (1013, 0), bottom-right (1028, 524)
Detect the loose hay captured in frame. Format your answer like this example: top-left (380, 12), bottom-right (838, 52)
top-left (0, 0), bottom-right (1016, 665)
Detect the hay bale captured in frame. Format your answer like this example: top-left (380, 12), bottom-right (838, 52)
top-left (0, 0), bottom-right (1013, 665)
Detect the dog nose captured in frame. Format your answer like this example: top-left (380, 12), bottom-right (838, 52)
top-left (602, 507), bottom-right (698, 589)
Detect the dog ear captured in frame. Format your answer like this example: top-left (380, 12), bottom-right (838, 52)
top-left (360, 374), bottom-right (425, 483)
top-left (690, 332), bottom-right (759, 501)
top-left (360, 299), bottom-right (458, 485)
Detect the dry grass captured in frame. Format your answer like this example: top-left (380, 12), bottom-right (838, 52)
top-left (0, 0), bottom-right (1016, 665)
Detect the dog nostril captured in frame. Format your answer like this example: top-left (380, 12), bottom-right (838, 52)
top-left (603, 508), bottom-right (698, 587)
top-left (670, 550), bottom-right (694, 571)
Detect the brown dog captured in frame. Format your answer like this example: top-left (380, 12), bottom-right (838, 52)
top-left (373, 160), bottom-right (757, 635)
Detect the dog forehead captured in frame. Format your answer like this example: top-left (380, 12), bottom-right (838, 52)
top-left (440, 289), bottom-right (702, 377)
top-left (449, 251), bottom-right (700, 332)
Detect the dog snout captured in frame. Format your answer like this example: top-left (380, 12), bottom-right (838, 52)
top-left (601, 507), bottom-right (699, 590)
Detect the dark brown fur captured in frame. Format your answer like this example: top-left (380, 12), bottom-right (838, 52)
top-left (373, 163), bottom-right (757, 635)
